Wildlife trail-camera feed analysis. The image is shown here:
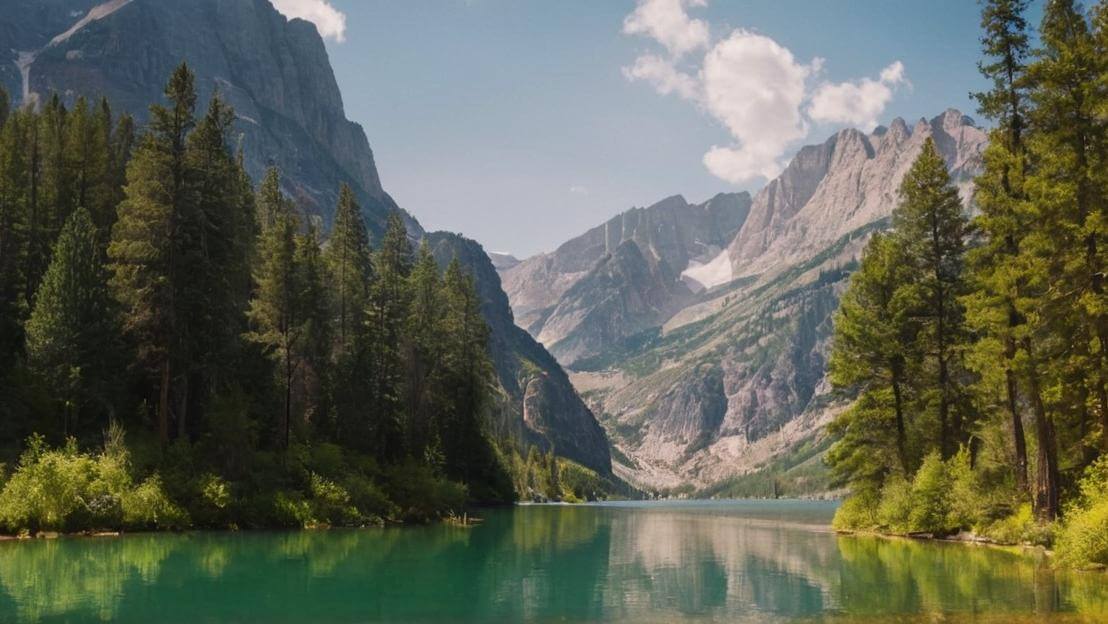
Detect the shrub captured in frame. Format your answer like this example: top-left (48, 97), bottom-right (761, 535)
top-left (1056, 456), bottom-right (1108, 568)
top-left (273, 491), bottom-right (314, 528)
top-left (945, 447), bottom-right (982, 531)
top-left (385, 460), bottom-right (467, 523)
top-left (833, 488), bottom-right (880, 531)
top-left (908, 451), bottom-right (953, 534)
top-left (121, 475), bottom-right (188, 530)
top-left (877, 476), bottom-right (913, 533)
top-left (307, 472), bottom-right (359, 526)
top-left (342, 474), bottom-right (397, 523)
top-left (0, 436), bottom-right (101, 532)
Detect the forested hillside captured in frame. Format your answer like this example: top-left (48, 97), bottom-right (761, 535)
top-left (830, 0), bottom-right (1108, 569)
top-left (0, 64), bottom-right (614, 534)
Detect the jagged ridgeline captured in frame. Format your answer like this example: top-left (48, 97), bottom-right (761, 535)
top-left (500, 110), bottom-right (987, 495)
top-left (0, 0), bottom-right (621, 534)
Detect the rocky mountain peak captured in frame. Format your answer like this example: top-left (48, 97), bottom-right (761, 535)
top-left (727, 109), bottom-right (985, 278)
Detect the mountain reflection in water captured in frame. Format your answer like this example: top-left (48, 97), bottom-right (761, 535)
top-left (0, 500), bottom-right (1104, 623)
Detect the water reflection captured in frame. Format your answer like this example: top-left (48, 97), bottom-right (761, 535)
top-left (0, 501), bottom-right (1104, 623)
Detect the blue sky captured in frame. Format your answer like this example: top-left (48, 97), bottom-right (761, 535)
top-left (275, 1), bottom-right (1021, 258)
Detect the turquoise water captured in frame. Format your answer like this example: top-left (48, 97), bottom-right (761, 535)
top-left (0, 500), bottom-right (1105, 623)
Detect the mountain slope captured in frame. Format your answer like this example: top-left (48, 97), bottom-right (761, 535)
top-left (501, 192), bottom-right (752, 364)
top-left (2, 0), bottom-right (613, 478)
top-left (1, 0), bottom-right (416, 237)
top-left (424, 232), bottom-right (612, 475)
top-left (504, 111), bottom-right (987, 491)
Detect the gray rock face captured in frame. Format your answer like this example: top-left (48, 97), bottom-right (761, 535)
top-left (728, 110), bottom-right (985, 279)
top-left (505, 111), bottom-right (986, 491)
top-left (424, 232), bottom-right (612, 475)
top-left (501, 192), bottom-right (752, 364)
top-left (2, 0), bottom-right (418, 237)
top-left (3, 1), bottom-right (612, 476)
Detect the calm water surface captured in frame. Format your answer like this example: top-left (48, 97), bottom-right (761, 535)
top-left (1, 500), bottom-right (1106, 623)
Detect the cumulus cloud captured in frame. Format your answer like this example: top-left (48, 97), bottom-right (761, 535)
top-left (700, 31), bottom-right (812, 182)
top-left (271, 0), bottom-right (347, 43)
top-left (808, 61), bottom-right (908, 130)
top-left (621, 0), bottom-right (906, 185)
top-left (623, 0), bottom-right (710, 58)
top-left (622, 54), bottom-right (701, 100)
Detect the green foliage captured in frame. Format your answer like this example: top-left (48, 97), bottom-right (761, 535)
top-left (121, 475), bottom-right (188, 530)
top-left (907, 452), bottom-right (953, 534)
top-left (1056, 456), bottom-right (1108, 567)
top-left (832, 488), bottom-right (880, 532)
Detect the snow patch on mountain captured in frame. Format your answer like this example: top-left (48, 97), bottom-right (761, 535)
top-left (680, 248), bottom-right (733, 292)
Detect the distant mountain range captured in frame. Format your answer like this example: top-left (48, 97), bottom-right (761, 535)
top-left (499, 110), bottom-right (987, 493)
top-left (1, 0), bottom-right (613, 478)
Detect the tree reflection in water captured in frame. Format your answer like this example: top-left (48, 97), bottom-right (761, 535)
top-left (0, 501), bottom-right (1105, 623)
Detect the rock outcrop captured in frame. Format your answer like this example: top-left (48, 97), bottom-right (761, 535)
top-left (424, 232), bottom-right (612, 475)
top-left (1, 0), bottom-right (417, 237)
top-left (2, 0), bottom-right (613, 477)
top-left (502, 111), bottom-right (987, 491)
top-left (501, 192), bottom-right (752, 364)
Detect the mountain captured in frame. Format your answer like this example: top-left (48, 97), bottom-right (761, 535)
top-left (500, 192), bottom-right (752, 365)
top-left (2, 0), bottom-right (613, 478)
top-left (425, 233), bottom-right (612, 475)
top-left (501, 111), bottom-right (987, 492)
top-left (0, 0), bottom-right (416, 237)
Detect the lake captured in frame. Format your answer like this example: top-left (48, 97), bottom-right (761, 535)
top-left (1, 500), bottom-right (1105, 623)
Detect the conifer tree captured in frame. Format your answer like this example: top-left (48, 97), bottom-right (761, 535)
top-left (323, 184), bottom-right (373, 441)
top-left (368, 212), bottom-right (412, 458)
top-left (893, 138), bottom-right (972, 459)
top-left (25, 208), bottom-right (120, 435)
top-left (968, 0), bottom-right (1033, 493)
top-left (829, 233), bottom-right (919, 480)
top-left (108, 62), bottom-right (197, 444)
top-left (246, 196), bottom-right (301, 448)
top-left (439, 257), bottom-right (494, 482)
top-left (404, 242), bottom-right (443, 457)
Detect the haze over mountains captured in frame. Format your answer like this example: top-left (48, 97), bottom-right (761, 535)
top-left (1, 0), bottom-right (612, 478)
top-left (501, 110), bottom-right (987, 492)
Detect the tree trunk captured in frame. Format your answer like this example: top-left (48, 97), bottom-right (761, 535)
top-left (1005, 331), bottom-right (1029, 494)
top-left (1023, 340), bottom-right (1059, 521)
top-left (891, 374), bottom-right (909, 476)
top-left (158, 359), bottom-right (170, 445)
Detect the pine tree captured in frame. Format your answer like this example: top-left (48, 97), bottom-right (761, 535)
top-left (829, 232), bottom-right (919, 480)
top-left (404, 242), bottom-right (443, 457)
top-left (181, 93), bottom-right (254, 423)
top-left (246, 196), bottom-right (301, 449)
top-left (368, 212), bottom-right (412, 459)
top-left (323, 184), bottom-right (373, 441)
top-left (893, 138), bottom-right (973, 459)
top-left (439, 257), bottom-right (494, 483)
top-left (324, 184), bottom-right (372, 352)
top-left (25, 208), bottom-right (120, 436)
top-left (968, 0), bottom-right (1033, 494)
top-left (256, 167), bottom-right (284, 234)
top-left (0, 108), bottom-right (31, 367)
top-left (108, 62), bottom-right (197, 445)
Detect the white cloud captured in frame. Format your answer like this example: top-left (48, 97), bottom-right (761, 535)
top-left (621, 54), bottom-right (700, 100)
top-left (700, 31), bottom-right (812, 183)
top-left (271, 0), bottom-right (347, 43)
top-left (622, 0), bottom-right (709, 58)
top-left (808, 61), bottom-right (908, 130)
top-left (569, 185), bottom-right (590, 195)
top-left (621, 1), bottom-right (907, 185)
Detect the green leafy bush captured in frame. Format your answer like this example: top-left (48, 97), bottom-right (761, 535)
top-left (944, 447), bottom-right (982, 531)
top-left (832, 488), bottom-right (880, 531)
top-left (908, 452), bottom-right (953, 534)
top-left (385, 460), bottom-right (467, 523)
top-left (121, 475), bottom-right (188, 530)
top-left (876, 477), bottom-right (913, 533)
top-left (1056, 456), bottom-right (1108, 567)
